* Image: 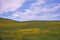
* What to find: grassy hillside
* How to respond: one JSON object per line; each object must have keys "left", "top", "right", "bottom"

{"left": 0, "top": 18, "right": 60, "bottom": 40}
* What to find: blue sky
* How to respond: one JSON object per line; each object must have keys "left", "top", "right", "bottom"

{"left": 0, "top": 0, "right": 60, "bottom": 21}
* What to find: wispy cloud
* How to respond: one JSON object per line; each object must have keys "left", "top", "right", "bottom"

{"left": 0, "top": 0, "right": 26, "bottom": 14}
{"left": 0, "top": 0, "right": 60, "bottom": 21}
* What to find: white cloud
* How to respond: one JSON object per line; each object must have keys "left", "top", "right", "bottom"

{"left": 7, "top": 0, "right": 60, "bottom": 21}
{"left": 29, "top": 0, "right": 45, "bottom": 9}
{"left": 50, "top": 4, "right": 60, "bottom": 11}
{"left": 0, "top": 0, "right": 26, "bottom": 14}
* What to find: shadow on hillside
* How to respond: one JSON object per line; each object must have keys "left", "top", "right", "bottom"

{"left": 0, "top": 37, "right": 2, "bottom": 40}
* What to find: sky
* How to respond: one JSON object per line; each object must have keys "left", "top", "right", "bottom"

{"left": 0, "top": 0, "right": 60, "bottom": 21}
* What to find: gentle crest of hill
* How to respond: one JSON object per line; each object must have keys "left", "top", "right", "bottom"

{"left": 0, "top": 18, "right": 60, "bottom": 28}
{"left": 0, "top": 18, "right": 28, "bottom": 27}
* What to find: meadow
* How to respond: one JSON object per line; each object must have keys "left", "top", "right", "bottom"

{"left": 0, "top": 18, "right": 60, "bottom": 40}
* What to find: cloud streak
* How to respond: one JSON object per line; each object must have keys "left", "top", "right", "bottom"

{"left": 0, "top": 0, "right": 60, "bottom": 21}
{"left": 0, "top": 0, "right": 26, "bottom": 14}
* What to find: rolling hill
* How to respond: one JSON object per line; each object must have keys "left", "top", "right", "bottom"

{"left": 0, "top": 18, "right": 60, "bottom": 40}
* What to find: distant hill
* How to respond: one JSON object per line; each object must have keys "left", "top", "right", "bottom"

{"left": 0, "top": 18, "right": 60, "bottom": 28}
{"left": 0, "top": 18, "right": 60, "bottom": 40}
{"left": 0, "top": 18, "right": 28, "bottom": 28}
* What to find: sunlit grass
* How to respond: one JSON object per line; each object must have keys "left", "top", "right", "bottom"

{"left": 0, "top": 18, "right": 60, "bottom": 40}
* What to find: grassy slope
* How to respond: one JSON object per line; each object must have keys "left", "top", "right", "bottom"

{"left": 0, "top": 18, "right": 60, "bottom": 40}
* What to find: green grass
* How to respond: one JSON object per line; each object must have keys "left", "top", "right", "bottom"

{"left": 0, "top": 18, "right": 60, "bottom": 40}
